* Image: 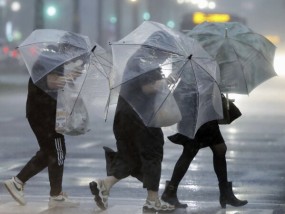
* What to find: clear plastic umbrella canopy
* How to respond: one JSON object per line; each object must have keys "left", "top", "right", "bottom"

{"left": 188, "top": 21, "right": 277, "bottom": 94}
{"left": 18, "top": 29, "right": 91, "bottom": 84}
{"left": 110, "top": 21, "right": 223, "bottom": 138}
{"left": 18, "top": 29, "right": 112, "bottom": 118}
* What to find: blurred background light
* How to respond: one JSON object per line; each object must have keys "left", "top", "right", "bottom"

{"left": 0, "top": 0, "right": 6, "bottom": 7}
{"left": 11, "top": 1, "right": 21, "bottom": 12}
{"left": 177, "top": 0, "right": 217, "bottom": 10}
{"left": 46, "top": 5, "right": 57, "bottom": 17}
{"left": 193, "top": 12, "right": 231, "bottom": 24}
{"left": 274, "top": 54, "right": 285, "bottom": 76}
{"left": 143, "top": 12, "right": 151, "bottom": 21}
{"left": 5, "top": 21, "right": 13, "bottom": 42}
{"left": 208, "top": 1, "right": 216, "bottom": 9}
{"left": 167, "top": 20, "right": 175, "bottom": 28}
{"left": 109, "top": 16, "right": 117, "bottom": 24}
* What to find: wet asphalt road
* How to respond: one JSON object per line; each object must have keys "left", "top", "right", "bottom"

{"left": 0, "top": 74, "right": 285, "bottom": 213}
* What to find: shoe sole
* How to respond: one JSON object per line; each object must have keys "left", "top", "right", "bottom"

{"left": 48, "top": 201, "right": 80, "bottom": 208}
{"left": 161, "top": 196, "right": 188, "bottom": 208}
{"left": 4, "top": 182, "right": 26, "bottom": 206}
{"left": 89, "top": 181, "right": 107, "bottom": 210}
{"left": 143, "top": 206, "right": 175, "bottom": 213}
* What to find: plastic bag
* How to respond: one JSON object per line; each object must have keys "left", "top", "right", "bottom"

{"left": 149, "top": 80, "right": 182, "bottom": 127}
{"left": 55, "top": 89, "right": 90, "bottom": 135}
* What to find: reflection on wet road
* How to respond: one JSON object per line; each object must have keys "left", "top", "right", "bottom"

{"left": 0, "top": 76, "right": 285, "bottom": 213}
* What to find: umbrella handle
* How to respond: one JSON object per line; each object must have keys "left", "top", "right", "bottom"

{"left": 91, "top": 45, "right": 97, "bottom": 53}
{"left": 104, "top": 92, "right": 111, "bottom": 122}
{"left": 226, "top": 93, "right": 230, "bottom": 110}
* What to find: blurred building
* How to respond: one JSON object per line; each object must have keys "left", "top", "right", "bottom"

{"left": 0, "top": 0, "right": 284, "bottom": 52}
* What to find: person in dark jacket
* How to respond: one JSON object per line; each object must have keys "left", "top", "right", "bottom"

{"left": 89, "top": 31, "right": 176, "bottom": 213}
{"left": 161, "top": 111, "right": 248, "bottom": 209}
{"left": 4, "top": 42, "right": 81, "bottom": 208}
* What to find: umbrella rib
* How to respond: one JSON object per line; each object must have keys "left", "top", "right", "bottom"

{"left": 47, "top": 52, "right": 93, "bottom": 72}
{"left": 231, "top": 41, "right": 277, "bottom": 94}
{"left": 110, "top": 58, "right": 186, "bottom": 90}
{"left": 147, "top": 58, "right": 190, "bottom": 126}
{"left": 150, "top": 21, "right": 188, "bottom": 54}
{"left": 18, "top": 41, "right": 86, "bottom": 50}
{"left": 67, "top": 51, "right": 111, "bottom": 115}
{"left": 188, "top": 32, "right": 221, "bottom": 38}
{"left": 230, "top": 36, "right": 275, "bottom": 65}
{"left": 229, "top": 41, "right": 251, "bottom": 94}
{"left": 191, "top": 57, "right": 221, "bottom": 84}
{"left": 33, "top": 52, "right": 93, "bottom": 84}
{"left": 112, "top": 43, "right": 184, "bottom": 57}
{"left": 90, "top": 54, "right": 112, "bottom": 80}
{"left": 188, "top": 59, "right": 199, "bottom": 131}
{"left": 96, "top": 55, "right": 113, "bottom": 69}
{"left": 90, "top": 59, "right": 109, "bottom": 79}
{"left": 92, "top": 51, "right": 113, "bottom": 69}
{"left": 186, "top": 58, "right": 221, "bottom": 132}
{"left": 68, "top": 63, "right": 90, "bottom": 116}
{"left": 110, "top": 69, "right": 156, "bottom": 91}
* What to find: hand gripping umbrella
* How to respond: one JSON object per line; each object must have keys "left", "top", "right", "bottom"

{"left": 188, "top": 21, "right": 277, "bottom": 94}
{"left": 109, "top": 21, "right": 223, "bottom": 138}
{"left": 18, "top": 29, "right": 112, "bottom": 134}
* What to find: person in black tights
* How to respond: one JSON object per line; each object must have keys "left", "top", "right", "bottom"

{"left": 161, "top": 119, "right": 248, "bottom": 209}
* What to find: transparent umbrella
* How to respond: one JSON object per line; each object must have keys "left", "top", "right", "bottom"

{"left": 18, "top": 29, "right": 112, "bottom": 134}
{"left": 109, "top": 21, "right": 223, "bottom": 138}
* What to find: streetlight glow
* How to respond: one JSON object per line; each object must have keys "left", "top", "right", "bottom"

{"left": 177, "top": 0, "right": 217, "bottom": 10}
{"left": 167, "top": 20, "right": 175, "bottom": 28}
{"left": 109, "top": 16, "right": 117, "bottom": 24}
{"left": 11, "top": 1, "right": 21, "bottom": 12}
{"left": 208, "top": 1, "right": 216, "bottom": 9}
{"left": 0, "top": 0, "right": 6, "bottom": 7}
{"left": 198, "top": 0, "right": 208, "bottom": 9}
{"left": 46, "top": 5, "right": 57, "bottom": 17}
{"left": 143, "top": 12, "right": 150, "bottom": 21}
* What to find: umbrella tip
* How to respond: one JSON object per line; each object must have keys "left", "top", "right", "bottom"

{"left": 91, "top": 45, "right": 97, "bottom": 52}
{"left": 188, "top": 54, "right": 193, "bottom": 60}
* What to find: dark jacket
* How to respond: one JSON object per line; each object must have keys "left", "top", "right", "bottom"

{"left": 26, "top": 62, "right": 63, "bottom": 122}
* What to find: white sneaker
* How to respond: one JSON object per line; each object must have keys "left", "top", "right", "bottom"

{"left": 4, "top": 177, "right": 26, "bottom": 205}
{"left": 143, "top": 198, "right": 175, "bottom": 213}
{"left": 89, "top": 179, "right": 109, "bottom": 210}
{"left": 48, "top": 192, "right": 80, "bottom": 208}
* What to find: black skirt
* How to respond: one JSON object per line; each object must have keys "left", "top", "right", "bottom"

{"left": 194, "top": 120, "right": 224, "bottom": 148}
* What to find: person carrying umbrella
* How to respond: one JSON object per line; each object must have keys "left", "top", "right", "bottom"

{"left": 4, "top": 32, "right": 87, "bottom": 208}
{"left": 89, "top": 31, "right": 176, "bottom": 213}
{"left": 160, "top": 51, "right": 248, "bottom": 209}
{"left": 161, "top": 21, "right": 277, "bottom": 209}
{"left": 161, "top": 118, "right": 248, "bottom": 209}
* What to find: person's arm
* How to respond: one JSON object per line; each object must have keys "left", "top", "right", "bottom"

{"left": 140, "top": 69, "right": 165, "bottom": 94}
{"left": 46, "top": 73, "right": 66, "bottom": 89}
{"left": 142, "top": 79, "right": 166, "bottom": 94}
{"left": 47, "top": 59, "right": 86, "bottom": 89}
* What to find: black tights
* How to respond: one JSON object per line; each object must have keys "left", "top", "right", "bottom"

{"left": 170, "top": 142, "right": 228, "bottom": 186}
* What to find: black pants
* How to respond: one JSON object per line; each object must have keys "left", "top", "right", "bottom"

{"left": 109, "top": 106, "right": 164, "bottom": 192}
{"left": 17, "top": 116, "right": 66, "bottom": 196}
